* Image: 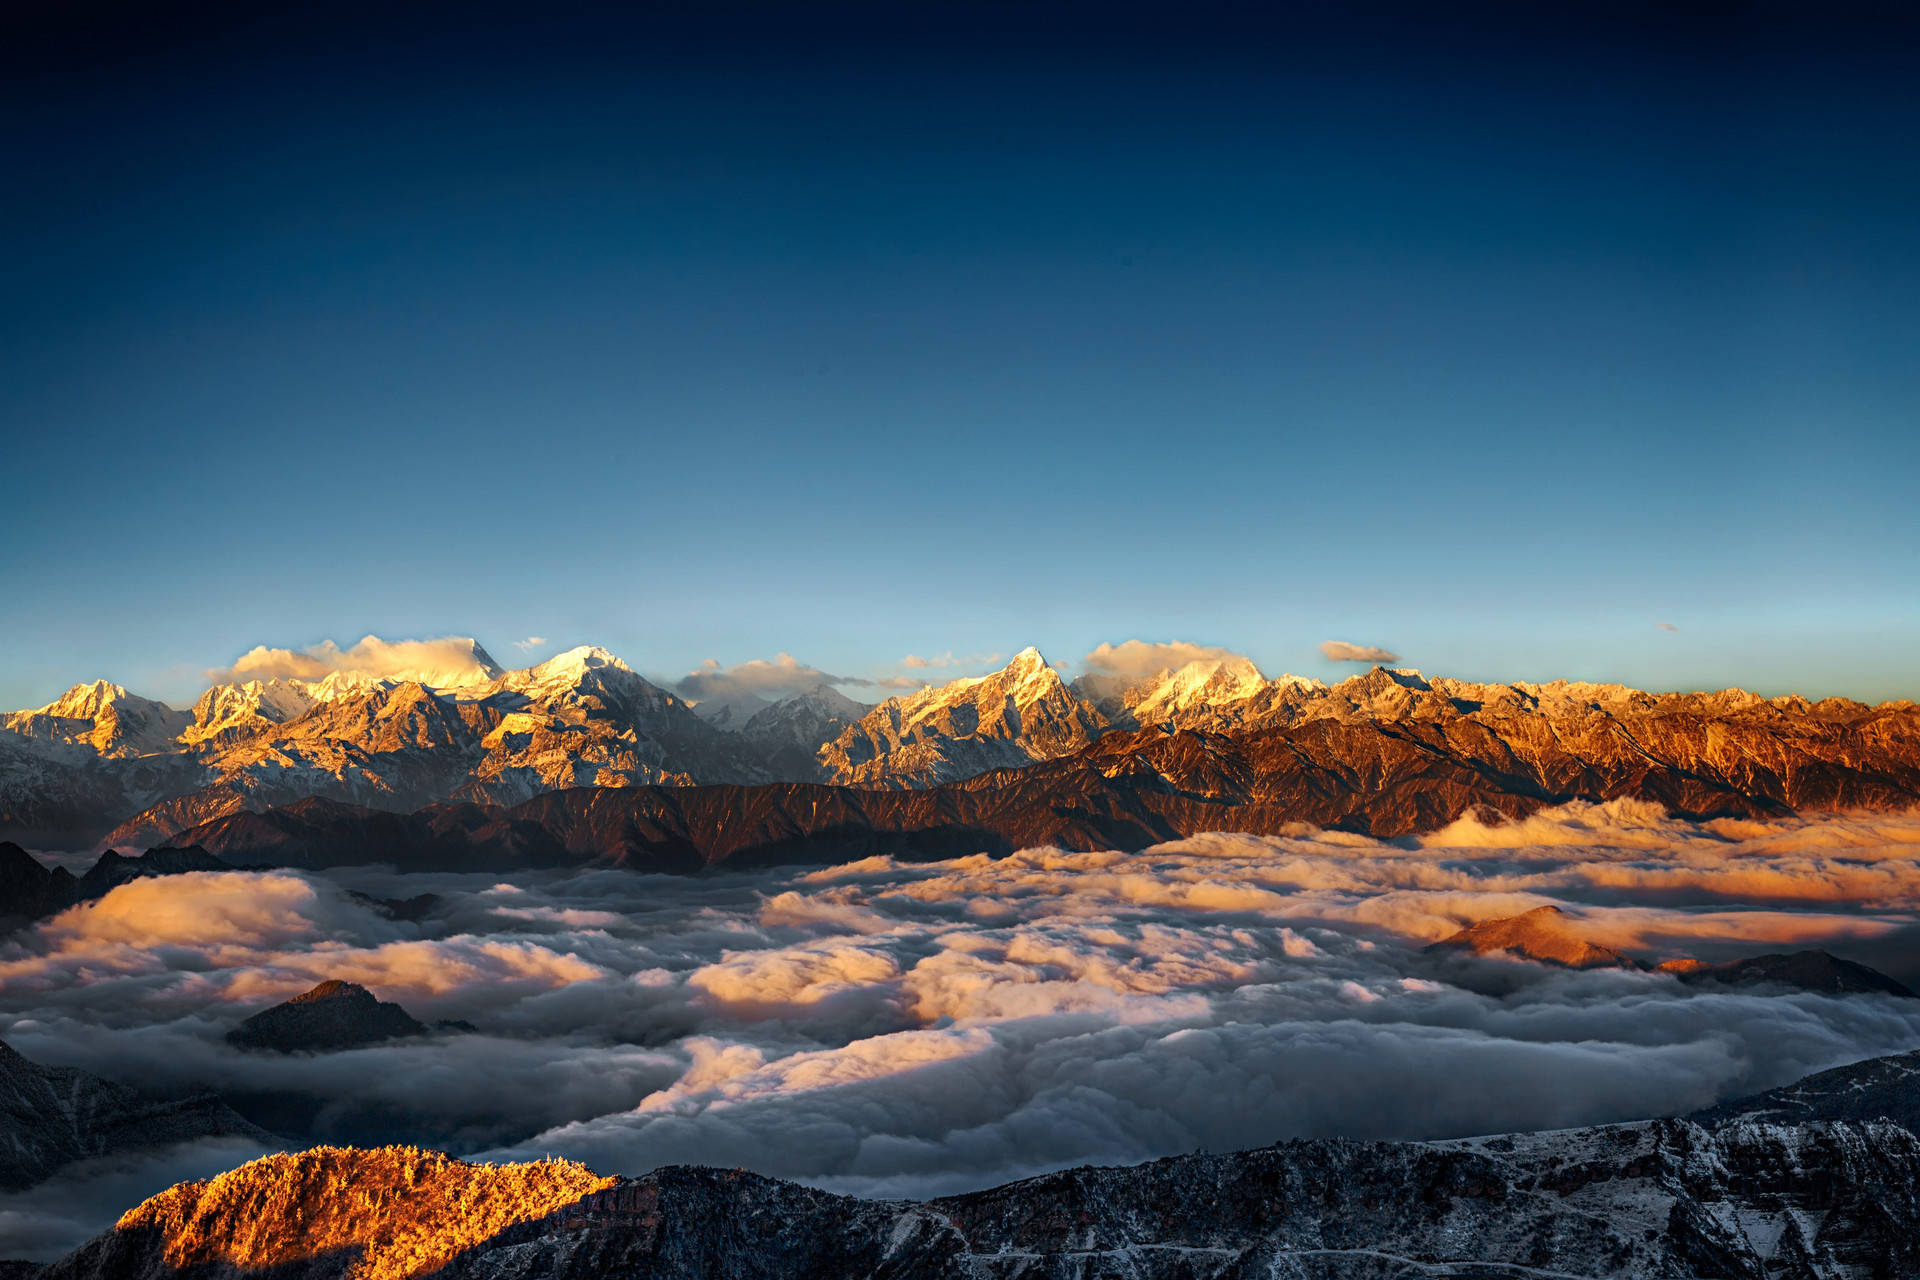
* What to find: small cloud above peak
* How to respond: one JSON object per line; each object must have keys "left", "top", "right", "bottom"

{"left": 1320, "top": 640, "right": 1401, "bottom": 664}
{"left": 209, "top": 635, "right": 502, "bottom": 688}
{"left": 1657, "top": 622, "right": 1680, "bottom": 633}
{"left": 1083, "top": 640, "right": 1248, "bottom": 682}
{"left": 513, "top": 636, "right": 549, "bottom": 653}
{"left": 900, "top": 651, "right": 1005, "bottom": 671}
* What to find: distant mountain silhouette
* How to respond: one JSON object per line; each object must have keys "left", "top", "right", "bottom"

{"left": 226, "top": 980, "right": 467, "bottom": 1054}
{"left": 1658, "top": 949, "right": 1916, "bottom": 997}
{"left": 0, "top": 1037, "right": 267, "bottom": 1191}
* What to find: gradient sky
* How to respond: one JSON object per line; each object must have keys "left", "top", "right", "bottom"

{"left": 4, "top": 2, "right": 1917, "bottom": 709}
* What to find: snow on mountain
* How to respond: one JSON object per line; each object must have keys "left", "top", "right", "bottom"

{"left": 739, "top": 683, "right": 868, "bottom": 778}
{"left": 689, "top": 692, "right": 771, "bottom": 729}
{"left": 9, "top": 634, "right": 1920, "bottom": 850}
{"left": 817, "top": 647, "right": 1105, "bottom": 788}
{"left": 1, "top": 681, "right": 190, "bottom": 758}
{"left": 1076, "top": 653, "right": 1327, "bottom": 733}
{"left": 182, "top": 678, "right": 321, "bottom": 744}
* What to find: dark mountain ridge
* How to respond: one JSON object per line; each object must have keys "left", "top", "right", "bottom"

{"left": 148, "top": 707, "right": 1920, "bottom": 876}
{"left": 37, "top": 1115, "right": 1920, "bottom": 1279}
{"left": 0, "top": 1039, "right": 269, "bottom": 1193}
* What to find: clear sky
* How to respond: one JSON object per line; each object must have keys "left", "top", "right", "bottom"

{"left": 4, "top": 2, "right": 1917, "bottom": 708}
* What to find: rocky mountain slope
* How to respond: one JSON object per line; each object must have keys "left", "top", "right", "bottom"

{"left": 156, "top": 686, "right": 1920, "bottom": 871}
{"left": 1693, "top": 1048, "right": 1920, "bottom": 1131}
{"left": 0, "top": 647, "right": 773, "bottom": 852}
{"left": 0, "top": 843, "right": 229, "bottom": 932}
{"left": 7, "top": 644, "right": 1920, "bottom": 851}
{"left": 1661, "top": 951, "right": 1919, "bottom": 997}
{"left": 38, "top": 1115, "right": 1920, "bottom": 1279}
{"left": 225, "top": 981, "right": 457, "bottom": 1054}
{"left": 0, "top": 1039, "right": 269, "bottom": 1193}
{"left": 1426, "top": 904, "right": 1636, "bottom": 969}
{"left": 817, "top": 647, "right": 1105, "bottom": 787}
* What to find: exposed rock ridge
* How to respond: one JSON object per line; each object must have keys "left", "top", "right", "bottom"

{"left": 0, "top": 1038, "right": 268, "bottom": 1193}
{"left": 39, "top": 1118, "right": 1920, "bottom": 1278}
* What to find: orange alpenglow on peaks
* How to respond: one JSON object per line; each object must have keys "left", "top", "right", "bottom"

{"left": 1426, "top": 905, "right": 1634, "bottom": 970}
{"left": 108, "top": 1146, "right": 614, "bottom": 1280}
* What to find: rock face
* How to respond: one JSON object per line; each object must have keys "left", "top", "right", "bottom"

{"left": 40, "top": 1118, "right": 1920, "bottom": 1279}
{"left": 161, "top": 691, "right": 1920, "bottom": 873}
{"left": 0, "top": 1039, "right": 268, "bottom": 1192}
{"left": 817, "top": 648, "right": 1105, "bottom": 787}
{"left": 1693, "top": 1048, "right": 1920, "bottom": 1131}
{"left": 1426, "top": 904, "right": 1636, "bottom": 969}
{"left": 226, "top": 981, "right": 439, "bottom": 1054}
{"left": 737, "top": 684, "right": 867, "bottom": 779}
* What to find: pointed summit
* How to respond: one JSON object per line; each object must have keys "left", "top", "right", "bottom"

{"left": 816, "top": 647, "right": 1103, "bottom": 788}
{"left": 226, "top": 979, "right": 437, "bottom": 1053}
{"left": 3, "top": 680, "right": 188, "bottom": 757}
{"left": 1426, "top": 905, "right": 1635, "bottom": 970}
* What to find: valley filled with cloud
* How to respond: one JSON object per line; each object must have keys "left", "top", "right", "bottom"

{"left": 6, "top": 800, "right": 1920, "bottom": 1257}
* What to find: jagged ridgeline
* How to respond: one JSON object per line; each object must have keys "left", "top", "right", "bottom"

{"left": 36, "top": 1113, "right": 1920, "bottom": 1279}
{"left": 3, "top": 641, "right": 1917, "bottom": 855}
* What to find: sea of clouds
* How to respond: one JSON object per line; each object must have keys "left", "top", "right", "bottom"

{"left": 5, "top": 798, "right": 1920, "bottom": 1257}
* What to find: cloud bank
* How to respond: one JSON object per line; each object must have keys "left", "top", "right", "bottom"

{"left": 6, "top": 803, "right": 1920, "bottom": 1257}
{"left": 209, "top": 635, "right": 499, "bottom": 687}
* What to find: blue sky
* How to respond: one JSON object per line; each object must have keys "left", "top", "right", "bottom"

{"left": 3, "top": 3, "right": 1917, "bottom": 708}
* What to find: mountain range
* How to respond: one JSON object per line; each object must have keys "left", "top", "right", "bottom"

{"left": 4, "top": 641, "right": 1918, "bottom": 852}
{"left": 34, "top": 1062, "right": 1920, "bottom": 1279}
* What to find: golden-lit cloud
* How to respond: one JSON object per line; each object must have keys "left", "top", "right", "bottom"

{"left": 208, "top": 635, "right": 500, "bottom": 687}
{"left": 1319, "top": 640, "right": 1401, "bottom": 663}
{"left": 1081, "top": 640, "right": 1248, "bottom": 681}
{"left": 900, "top": 651, "right": 1005, "bottom": 670}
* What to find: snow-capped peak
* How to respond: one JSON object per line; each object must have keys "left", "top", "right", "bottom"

{"left": 31, "top": 679, "right": 134, "bottom": 719}
{"left": 530, "top": 646, "right": 631, "bottom": 679}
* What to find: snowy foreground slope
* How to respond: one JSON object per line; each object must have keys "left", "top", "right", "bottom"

{"left": 37, "top": 1116, "right": 1920, "bottom": 1279}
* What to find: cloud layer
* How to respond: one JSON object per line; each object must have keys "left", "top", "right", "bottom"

{"left": 6, "top": 803, "right": 1920, "bottom": 1257}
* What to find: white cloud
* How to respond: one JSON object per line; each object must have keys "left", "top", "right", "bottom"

{"left": 1319, "top": 640, "right": 1401, "bottom": 664}
{"left": 513, "top": 636, "right": 549, "bottom": 652}
{"left": 1657, "top": 622, "right": 1680, "bottom": 633}
{"left": 208, "top": 635, "right": 499, "bottom": 686}
{"left": 900, "top": 651, "right": 1005, "bottom": 671}
{"left": 1082, "top": 640, "right": 1247, "bottom": 681}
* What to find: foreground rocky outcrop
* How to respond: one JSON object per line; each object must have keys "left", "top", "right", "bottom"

{"left": 37, "top": 1116, "right": 1920, "bottom": 1279}
{"left": 0, "top": 1039, "right": 268, "bottom": 1192}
